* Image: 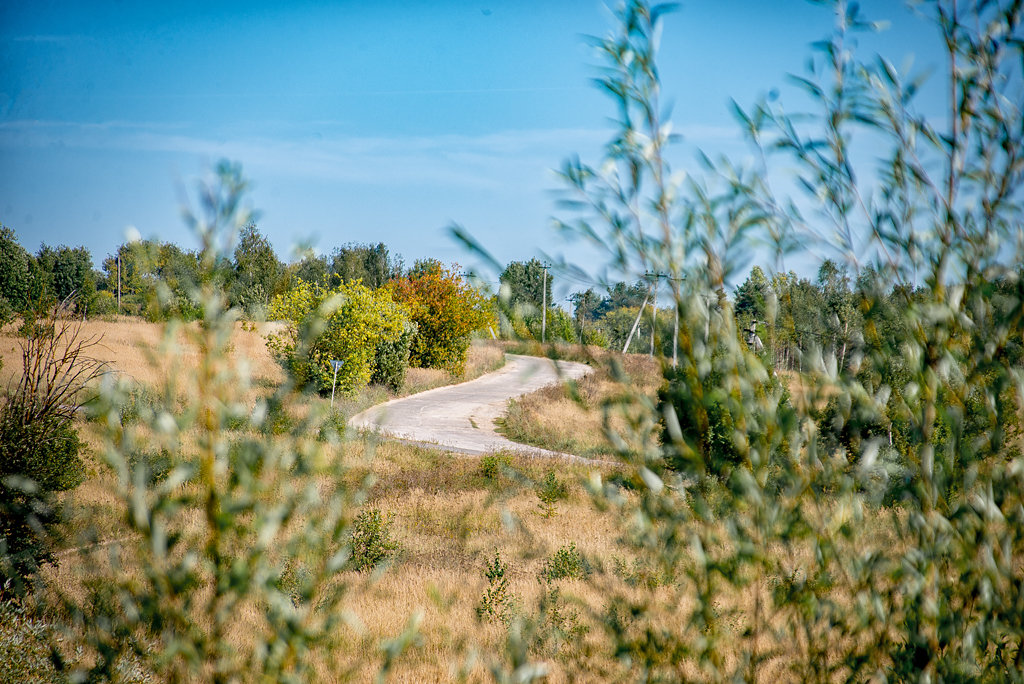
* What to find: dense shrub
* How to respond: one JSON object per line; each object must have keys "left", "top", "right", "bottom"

{"left": 538, "top": 543, "right": 591, "bottom": 582}
{"left": 371, "top": 319, "right": 416, "bottom": 391}
{"left": 389, "top": 260, "right": 494, "bottom": 374}
{"left": 580, "top": 326, "right": 609, "bottom": 348}
{"left": 0, "top": 306, "right": 101, "bottom": 597}
{"left": 659, "top": 353, "right": 793, "bottom": 480}
{"left": 348, "top": 508, "right": 400, "bottom": 573}
{"left": 267, "top": 278, "right": 412, "bottom": 393}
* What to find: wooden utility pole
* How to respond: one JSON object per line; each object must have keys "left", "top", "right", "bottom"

{"left": 117, "top": 252, "right": 121, "bottom": 313}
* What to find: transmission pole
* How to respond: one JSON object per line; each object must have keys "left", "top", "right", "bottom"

{"left": 650, "top": 276, "right": 658, "bottom": 356}
{"left": 668, "top": 275, "right": 684, "bottom": 368}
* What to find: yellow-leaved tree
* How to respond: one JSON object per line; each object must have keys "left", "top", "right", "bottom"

{"left": 267, "top": 279, "right": 413, "bottom": 393}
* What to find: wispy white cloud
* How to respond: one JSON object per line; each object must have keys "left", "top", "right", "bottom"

{"left": 0, "top": 120, "right": 614, "bottom": 193}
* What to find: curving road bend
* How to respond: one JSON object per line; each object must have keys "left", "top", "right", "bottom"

{"left": 348, "top": 354, "right": 594, "bottom": 460}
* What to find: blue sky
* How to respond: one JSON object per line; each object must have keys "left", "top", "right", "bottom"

{"left": 1, "top": 0, "right": 947, "bottom": 297}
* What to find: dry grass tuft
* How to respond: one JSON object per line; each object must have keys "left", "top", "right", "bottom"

{"left": 498, "top": 351, "right": 663, "bottom": 458}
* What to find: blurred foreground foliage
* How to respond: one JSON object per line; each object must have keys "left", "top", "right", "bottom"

{"left": 525, "top": 0, "right": 1024, "bottom": 680}
{"left": 10, "top": 163, "right": 420, "bottom": 682}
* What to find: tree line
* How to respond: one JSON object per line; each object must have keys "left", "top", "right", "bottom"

{"left": 13, "top": 219, "right": 1012, "bottom": 380}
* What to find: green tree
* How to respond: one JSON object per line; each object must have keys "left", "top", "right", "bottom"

{"left": 499, "top": 259, "right": 551, "bottom": 311}
{"left": 34, "top": 244, "right": 96, "bottom": 312}
{"left": 267, "top": 279, "right": 411, "bottom": 393}
{"left": 0, "top": 226, "right": 32, "bottom": 312}
{"left": 231, "top": 223, "right": 283, "bottom": 314}
{"left": 99, "top": 240, "right": 203, "bottom": 319}
{"left": 101, "top": 241, "right": 155, "bottom": 315}
{"left": 290, "top": 252, "right": 329, "bottom": 287}
{"left": 328, "top": 242, "right": 402, "bottom": 288}
{"left": 816, "top": 259, "right": 858, "bottom": 369}
{"left": 597, "top": 279, "right": 648, "bottom": 317}
{"left": 733, "top": 265, "right": 770, "bottom": 324}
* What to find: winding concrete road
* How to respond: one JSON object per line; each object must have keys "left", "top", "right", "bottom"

{"left": 348, "top": 354, "right": 593, "bottom": 459}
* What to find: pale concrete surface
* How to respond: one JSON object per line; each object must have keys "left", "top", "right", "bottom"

{"left": 348, "top": 354, "right": 595, "bottom": 460}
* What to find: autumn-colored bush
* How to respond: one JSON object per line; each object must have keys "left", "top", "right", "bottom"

{"left": 267, "top": 279, "right": 411, "bottom": 393}
{"left": 389, "top": 260, "right": 494, "bottom": 375}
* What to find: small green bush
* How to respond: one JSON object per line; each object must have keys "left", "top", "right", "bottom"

{"left": 580, "top": 326, "right": 609, "bottom": 347}
{"left": 0, "top": 592, "right": 63, "bottom": 682}
{"left": 258, "top": 396, "right": 294, "bottom": 436}
{"left": 277, "top": 559, "right": 313, "bottom": 607}
{"left": 1, "top": 415, "right": 85, "bottom": 595}
{"left": 539, "top": 543, "right": 591, "bottom": 583}
{"left": 90, "top": 290, "right": 117, "bottom": 317}
{"left": 533, "top": 585, "right": 589, "bottom": 658}
{"left": 611, "top": 556, "right": 671, "bottom": 589}
{"left": 477, "top": 551, "right": 517, "bottom": 625}
{"left": 126, "top": 448, "right": 174, "bottom": 487}
{"left": 316, "top": 410, "right": 347, "bottom": 443}
{"left": 348, "top": 508, "right": 400, "bottom": 573}
{"left": 479, "top": 453, "right": 512, "bottom": 480}
{"left": 117, "top": 384, "right": 160, "bottom": 426}
{"left": 535, "top": 471, "right": 568, "bottom": 518}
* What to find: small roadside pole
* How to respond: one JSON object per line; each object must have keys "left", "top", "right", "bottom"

{"left": 329, "top": 359, "right": 343, "bottom": 408}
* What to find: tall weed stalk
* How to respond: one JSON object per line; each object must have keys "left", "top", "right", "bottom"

{"left": 50, "top": 163, "right": 416, "bottom": 682}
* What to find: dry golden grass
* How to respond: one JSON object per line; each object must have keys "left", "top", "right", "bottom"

{"left": 9, "top": 321, "right": 910, "bottom": 682}
{"left": 499, "top": 351, "right": 663, "bottom": 458}
{"left": 0, "top": 316, "right": 284, "bottom": 399}
{"left": 402, "top": 339, "right": 506, "bottom": 396}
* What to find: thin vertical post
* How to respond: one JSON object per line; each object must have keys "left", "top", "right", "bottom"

{"left": 541, "top": 264, "right": 549, "bottom": 343}
{"left": 650, "top": 276, "right": 658, "bottom": 356}
{"left": 117, "top": 252, "right": 121, "bottom": 313}
{"left": 330, "top": 364, "right": 340, "bottom": 408}
{"left": 673, "top": 299, "right": 679, "bottom": 367}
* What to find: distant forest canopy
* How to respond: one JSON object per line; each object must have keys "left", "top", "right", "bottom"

{"left": 3, "top": 222, "right": 1020, "bottom": 369}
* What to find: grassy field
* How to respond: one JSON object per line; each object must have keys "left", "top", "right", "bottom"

{"left": 2, "top": 319, "right": 988, "bottom": 682}
{"left": 497, "top": 349, "right": 663, "bottom": 459}
{"left": 1, "top": 319, "right": 655, "bottom": 681}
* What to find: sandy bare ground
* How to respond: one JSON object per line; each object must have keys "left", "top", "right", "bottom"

{"left": 348, "top": 354, "right": 596, "bottom": 460}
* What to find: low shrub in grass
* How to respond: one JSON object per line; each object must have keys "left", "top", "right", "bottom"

{"left": 479, "top": 453, "right": 513, "bottom": 480}
{"left": 477, "top": 551, "right": 517, "bottom": 625}
{"left": 535, "top": 471, "right": 568, "bottom": 518}
{"left": 539, "top": 543, "right": 591, "bottom": 583}
{"left": 348, "top": 508, "right": 400, "bottom": 573}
